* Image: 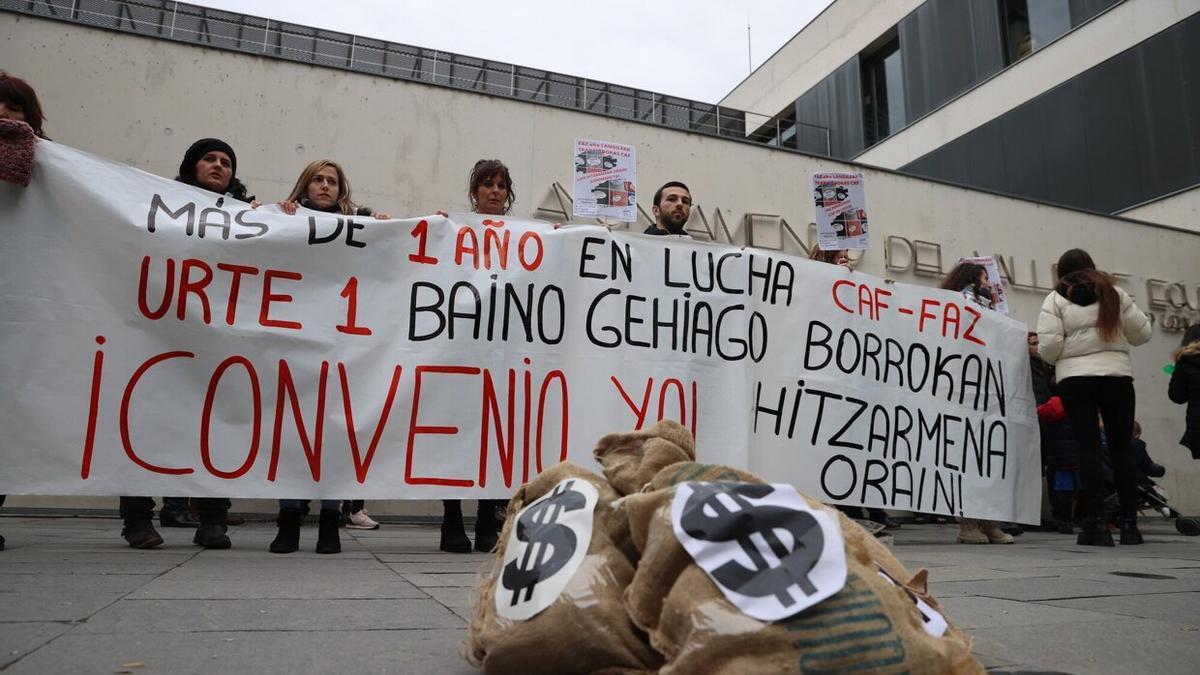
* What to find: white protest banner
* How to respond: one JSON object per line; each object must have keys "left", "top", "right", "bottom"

{"left": 957, "top": 256, "right": 1010, "bottom": 315}
{"left": 0, "top": 142, "right": 1040, "bottom": 523}
{"left": 812, "top": 172, "right": 869, "bottom": 251}
{"left": 573, "top": 138, "right": 636, "bottom": 222}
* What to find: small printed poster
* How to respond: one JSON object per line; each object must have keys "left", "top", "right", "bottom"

{"left": 573, "top": 138, "right": 636, "bottom": 222}
{"left": 958, "top": 255, "right": 1010, "bottom": 315}
{"left": 812, "top": 172, "right": 869, "bottom": 251}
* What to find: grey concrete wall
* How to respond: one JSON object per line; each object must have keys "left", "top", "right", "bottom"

{"left": 3, "top": 12, "right": 1199, "bottom": 515}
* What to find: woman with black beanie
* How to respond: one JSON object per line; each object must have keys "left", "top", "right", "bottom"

{"left": 116, "top": 138, "right": 254, "bottom": 551}
{"left": 1037, "top": 249, "right": 1152, "bottom": 546}
{"left": 175, "top": 137, "right": 255, "bottom": 203}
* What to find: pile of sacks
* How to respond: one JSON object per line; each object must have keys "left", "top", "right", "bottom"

{"left": 466, "top": 420, "right": 981, "bottom": 674}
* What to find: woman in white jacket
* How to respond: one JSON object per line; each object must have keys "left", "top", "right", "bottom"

{"left": 1037, "top": 249, "right": 1152, "bottom": 546}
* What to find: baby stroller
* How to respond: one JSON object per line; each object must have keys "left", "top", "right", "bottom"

{"left": 1101, "top": 447, "right": 1200, "bottom": 536}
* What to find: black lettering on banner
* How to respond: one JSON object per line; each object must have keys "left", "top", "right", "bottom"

{"left": 804, "top": 321, "right": 833, "bottom": 370}
{"left": 828, "top": 397, "right": 867, "bottom": 450}
{"left": 585, "top": 288, "right": 621, "bottom": 348}
{"left": 408, "top": 281, "right": 446, "bottom": 341}
{"left": 820, "top": 455, "right": 856, "bottom": 501}
{"left": 577, "top": 237, "right": 606, "bottom": 279}
{"left": 147, "top": 194, "right": 195, "bottom": 234}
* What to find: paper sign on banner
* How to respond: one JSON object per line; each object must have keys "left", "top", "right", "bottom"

{"left": 957, "top": 256, "right": 1009, "bottom": 315}
{"left": 573, "top": 138, "right": 636, "bottom": 222}
{"left": 496, "top": 478, "right": 598, "bottom": 620}
{"left": 812, "top": 172, "right": 869, "bottom": 251}
{"left": 670, "top": 482, "right": 846, "bottom": 622}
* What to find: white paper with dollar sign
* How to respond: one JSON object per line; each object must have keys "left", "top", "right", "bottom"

{"left": 495, "top": 478, "right": 599, "bottom": 620}
{"left": 671, "top": 482, "right": 846, "bottom": 622}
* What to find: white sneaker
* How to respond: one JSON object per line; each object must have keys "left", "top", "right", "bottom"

{"left": 346, "top": 509, "right": 380, "bottom": 530}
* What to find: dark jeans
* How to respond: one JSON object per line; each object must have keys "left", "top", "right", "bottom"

{"left": 342, "top": 499, "right": 365, "bottom": 515}
{"left": 120, "top": 497, "right": 230, "bottom": 522}
{"left": 1058, "top": 375, "right": 1137, "bottom": 520}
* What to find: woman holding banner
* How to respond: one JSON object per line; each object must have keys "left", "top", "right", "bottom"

{"left": 117, "top": 138, "right": 255, "bottom": 550}
{"left": 941, "top": 262, "right": 1014, "bottom": 545}
{"left": 267, "top": 160, "right": 392, "bottom": 553}
{"left": 1037, "top": 249, "right": 1152, "bottom": 546}
{"left": 437, "top": 159, "right": 515, "bottom": 553}
{"left": 0, "top": 71, "right": 51, "bottom": 551}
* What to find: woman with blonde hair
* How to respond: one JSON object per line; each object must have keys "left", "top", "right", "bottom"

{"left": 1037, "top": 249, "right": 1152, "bottom": 546}
{"left": 276, "top": 159, "right": 390, "bottom": 219}
{"left": 268, "top": 160, "right": 388, "bottom": 554}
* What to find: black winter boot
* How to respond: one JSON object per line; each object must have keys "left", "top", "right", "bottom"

{"left": 193, "top": 515, "right": 231, "bottom": 549}
{"left": 316, "top": 509, "right": 341, "bottom": 554}
{"left": 269, "top": 508, "right": 302, "bottom": 554}
{"left": 474, "top": 500, "right": 501, "bottom": 553}
{"left": 440, "top": 500, "right": 471, "bottom": 553}
{"left": 1077, "top": 517, "right": 1114, "bottom": 547}
{"left": 1120, "top": 518, "right": 1144, "bottom": 545}
{"left": 159, "top": 497, "right": 199, "bottom": 528}
{"left": 122, "top": 515, "right": 164, "bottom": 549}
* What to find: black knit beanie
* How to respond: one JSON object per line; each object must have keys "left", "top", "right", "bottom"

{"left": 179, "top": 138, "right": 237, "bottom": 181}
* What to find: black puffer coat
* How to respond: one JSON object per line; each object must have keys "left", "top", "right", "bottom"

{"left": 1169, "top": 340, "right": 1200, "bottom": 459}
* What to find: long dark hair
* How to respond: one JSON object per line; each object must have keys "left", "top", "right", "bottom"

{"left": 0, "top": 72, "right": 48, "bottom": 139}
{"left": 1056, "top": 248, "right": 1120, "bottom": 342}
{"left": 940, "top": 262, "right": 986, "bottom": 294}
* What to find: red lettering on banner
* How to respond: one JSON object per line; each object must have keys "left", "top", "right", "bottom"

{"left": 177, "top": 258, "right": 213, "bottom": 323}
{"left": 611, "top": 375, "right": 653, "bottom": 428}
{"left": 216, "top": 262, "right": 260, "bottom": 326}
{"left": 962, "top": 305, "right": 987, "bottom": 346}
{"left": 199, "top": 356, "right": 262, "bottom": 479}
{"left": 455, "top": 227, "right": 480, "bottom": 269}
{"left": 409, "top": 219, "right": 438, "bottom": 265}
{"left": 483, "top": 226, "right": 510, "bottom": 271}
{"left": 480, "top": 368, "right": 515, "bottom": 488}
{"left": 339, "top": 363, "right": 404, "bottom": 484}
{"left": 80, "top": 335, "right": 106, "bottom": 479}
{"left": 138, "top": 256, "right": 174, "bottom": 319}
{"left": 268, "top": 359, "right": 329, "bottom": 482}
{"left": 120, "top": 350, "right": 195, "bottom": 475}
{"left": 406, "top": 365, "right": 479, "bottom": 487}
{"left": 941, "top": 302, "right": 961, "bottom": 339}
{"left": 259, "top": 269, "right": 303, "bottom": 331}
{"left": 336, "top": 276, "right": 372, "bottom": 336}
{"left": 918, "top": 298, "right": 940, "bottom": 333}
{"left": 518, "top": 230, "right": 544, "bottom": 271}
{"left": 832, "top": 279, "right": 854, "bottom": 314}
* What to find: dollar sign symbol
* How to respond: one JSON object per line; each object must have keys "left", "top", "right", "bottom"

{"left": 680, "top": 483, "right": 824, "bottom": 609}
{"left": 500, "top": 479, "right": 587, "bottom": 607}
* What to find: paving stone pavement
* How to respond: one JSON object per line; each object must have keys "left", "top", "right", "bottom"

{"left": 1, "top": 516, "right": 1198, "bottom": 674}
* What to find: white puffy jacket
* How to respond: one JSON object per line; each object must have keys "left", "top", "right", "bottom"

{"left": 1036, "top": 284, "right": 1152, "bottom": 381}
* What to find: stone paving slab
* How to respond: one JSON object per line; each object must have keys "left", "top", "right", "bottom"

{"left": 131, "top": 576, "right": 428, "bottom": 600}
{"left": 73, "top": 598, "right": 465, "bottom": 634}
{"left": 400, "top": 573, "right": 482, "bottom": 588}
{"left": 1, "top": 629, "right": 476, "bottom": 675}
{"left": 968, "top": 618, "right": 1200, "bottom": 675}
{"left": 1042, "top": 591, "right": 1200, "bottom": 624}
{"left": 931, "top": 573, "right": 1200, "bottom": 602}
{"left": 937, "top": 595, "right": 1118, "bottom": 629}
{"left": 0, "top": 621, "right": 73, "bottom": 670}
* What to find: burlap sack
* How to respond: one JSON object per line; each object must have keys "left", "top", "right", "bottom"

{"left": 593, "top": 420, "right": 696, "bottom": 497}
{"left": 466, "top": 462, "right": 662, "bottom": 675}
{"left": 622, "top": 461, "right": 982, "bottom": 675}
